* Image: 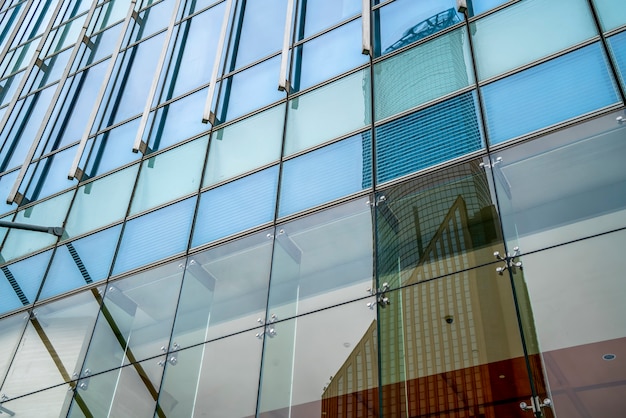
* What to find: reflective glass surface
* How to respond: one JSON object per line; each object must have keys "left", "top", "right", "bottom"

{"left": 22, "top": 146, "right": 78, "bottom": 203}
{"left": 592, "top": 0, "right": 626, "bottom": 32}
{"left": 608, "top": 30, "right": 626, "bottom": 91}
{"left": 296, "top": 0, "right": 360, "bottom": 40}
{"left": 0, "top": 250, "right": 52, "bottom": 312}
{"left": 0, "top": 312, "right": 28, "bottom": 383}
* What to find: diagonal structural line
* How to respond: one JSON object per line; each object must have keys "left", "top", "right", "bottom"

{"left": 1, "top": 265, "right": 29, "bottom": 305}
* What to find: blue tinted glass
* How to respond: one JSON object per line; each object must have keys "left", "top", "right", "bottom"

{"left": 38, "top": 225, "right": 122, "bottom": 301}
{"left": 0, "top": 250, "right": 52, "bottom": 308}
{"left": 483, "top": 43, "right": 620, "bottom": 145}
{"left": 83, "top": 118, "right": 142, "bottom": 178}
{"left": 376, "top": 91, "right": 483, "bottom": 184}
{"left": 292, "top": 19, "right": 367, "bottom": 92}
{"left": 374, "top": 0, "right": 462, "bottom": 56}
{"left": 192, "top": 166, "right": 278, "bottom": 247}
{"left": 470, "top": 0, "right": 509, "bottom": 16}
{"left": 297, "top": 0, "right": 360, "bottom": 40}
{"left": 0, "top": 273, "right": 24, "bottom": 314}
{"left": 113, "top": 197, "right": 196, "bottom": 275}
{"left": 217, "top": 56, "right": 285, "bottom": 123}
{"left": 0, "top": 170, "right": 18, "bottom": 216}
{"left": 608, "top": 31, "right": 626, "bottom": 91}
{"left": 23, "top": 146, "right": 78, "bottom": 203}
{"left": 279, "top": 135, "right": 371, "bottom": 217}
{"left": 592, "top": 0, "right": 626, "bottom": 32}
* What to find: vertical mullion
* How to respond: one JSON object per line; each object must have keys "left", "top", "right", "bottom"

{"left": 277, "top": 0, "right": 294, "bottom": 91}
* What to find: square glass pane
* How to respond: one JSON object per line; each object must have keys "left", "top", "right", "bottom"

{"left": 172, "top": 230, "right": 273, "bottom": 348}
{"left": 130, "top": 136, "right": 207, "bottom": 215}
{"left": 470, "top": 0, "right": 597, "bottom": 81}
{"left": 157, "top": 330, "right": 263, "bottom": 417}
{"left": 296, "top": 0, "right": 360, "bottom": 40}
{"left": 592, "top": 0, "right": 626, "bottom": 32}
{"left": 292, "top": 19, "right": 368, "bottom": 92}
{"left": 373, "top": 0, "right": 462, "bottom": 56}
{"left": 376, "top": 91, "right": 483, "bottom": 184}
{"left": 64, "top": 164, "right": 139, "bottom": 239}
{"left": 193, "top": 166, "right": 278, "bottom": 247}
{"left": 268, "top": 197, "right": 374, "bottom": 320}
{"left": 376, "top": 159, "right": 504, "bottom": 291}
{"left": 482, "top": 43, "right": 620, "bottom": 144}
{"left": 113, "top": 196, "right": 196, "bottom": 275}
{"left": 203, "top": 104, "right": 284, "bottom": 187}
{"left": 258, "top": 299, "right": 378, "bottom": 417}
{"left": 279, "top": 135, "right": 371, "bottom": 217}
{"left": 284, "top": 69, "right": 370, "bottom": 156}
{"left": 373, "top": 27, "right": 474, "bottom": 122}
{"left": 1, "top": 191, "right": 72, "bottom": 262}
{"left": 491, "top": 109, "right": 626, "bottom": 254}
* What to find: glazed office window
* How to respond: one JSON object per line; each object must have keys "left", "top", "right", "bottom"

{"left": 226, "top": 0, "right": 286, "bottom": 72}
{"left": 203, "top": 104, "right": 283, "bottom": 187}
{"left": 113, "top": 196, "right": 196, "bottom": 275}
{"left": 42, "top": 12, "right": 87, "bottom": 56}
{"left": 257, "top": 299, "right": 378, "bottom": 418}
{"left": 470, "top": 0, "right": 597, "bottom": 81}
{"left": 171, "top": 230, "right": 273, "bottom": 348}
{"left": 145, "top": 88, "right": 209, "bottom": 151}
{"left": 0, "top": 249, "right": 52, "bottom": 312}
{"left": 0, "top": 312, "right": 28, "bottom": 383}
{"left": 0, "top": 4, "right": 24, "bottom": 53}
{"left": 291, "top": 19, "right": 367, "bottom": 92}
{"left": 267, "top": 197, "right": 374, "bottom": 320}
{"left": 0, "top": 170, "right": 18, "bottom": 214}
{"left": 373, "top": 27, "right": 474, "bottom": 122}
{"left": 192, "top": 166, "right": 278, "bottom": 247}
{"left": 13, "top": 0, "right": 53, "bottom": 46}
{"left": 469, "top": 0, "right": 510, "bottom": 16}
{"left": 2, "top": 385, "right": 70, "bottom": 417}
{"left": 284, "top": 69, "right": 370, "bottom": 156}
{"left": 82, "top": 118, "right": 143, "bottom": 178}
{"left": 27, "top": 48, "right": 72, "bottom": 93}
{"left": 0, "top": 70, "right": 24, "bottom": 106}
{"left": 279, "top": 135, "right": 371, "bottom": 217}
{"left": 592, "top": 0, "right": 626, "bottom": 32}
{"left": 73, "top": 21, "right": 124, "bottom": 70}
{"left": 1, "top": 191, "right": 72, "bottom": 262}
{"left": 21, "top": 146, "right": 78, "bottom": 204}
{"left": 491, "top": 110, "right": 626, "bottom": 254}
{"left": 130, "top": 136, "right": 207, "bottom": 215}
{"left": 296, "top": 0, "right": 360, "bottom": 40}
{"left": 375, "top": 159, "right": 503, "bottom": 291}
{"left": 373, "top": 0, "right": 463, "bottom": 56}
{"left": 38, "top": 225, "right": 122, "bottom": 301}
{"left": 0, "top": 39, "right": 37, "bottom": 77}
{"left": 64, "top": 165, "right": 139, "bottom": 239}
{"left": 126, "top": 0, "right": 177, "bottom": 43}
{"left": 377, "top": 265, "right": 530, "bottom": 417}
{"left": 157, "top": 330, "right": 262, "bottom": 418}
{"left": 216, "top": 55, "right": 285, "bottom": 123}
{"left": 1, "top": 290, "right": 100, "bottom": 401}
{"left": 157, "top": 1, "right": 226, "bottom": 102}
{"left": 90, "top": 0, "right": 130, "bottom": 32}
{"left": 98, "top": 32, "right": 165, "bottom": 129}
{"left": 376, "top": 91, "right": 482, "bottom": 184}
{"left": 482, "top": 43, "right": 620, "bottom": 144}
{"left": 608, "top": 31, "right": 626, "bottom": 91}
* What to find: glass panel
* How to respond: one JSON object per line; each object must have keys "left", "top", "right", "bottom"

{"left": 127, "top": 0, "right": 176, "bottom": 42}
{"left": 23, "top": 146, "right": 79, "bottom": 204}
{"left": 82, "top": 118, "right": 142, "bottom": 178}
{"left": 279, "top": 135, "right": 371, "bottom": 217}
{"left": 130, "top": 136, "right": 207, "bottom": 215}
{"left": 0, "top": 250, "right": 52, "bottom": 311}
{"left": 513, "top": 229, "right": 626, "bottom": 417}
{"left": 113, "top": 197, "right": 196, "bottom": 275}
{"left": 157, "top": 329, "right": 262, "bottom": 417}
{"left": 158, "top": 2, "right": 226, "bottom": 101}
{"left": 376, "top": 91, "right": 483, "bottom": 184}
{"left": 268, "top": 197, "right": 374, "bottom": 321}
{"left": 373, "top": 0, "right": 462, "bottom": 56}
{"left": 68, "top": 356, "right": 166, "bottom": 418}
{"left": 258, "top": 299, "right": 378, "bottom": 417}
{"left": 608, "top": 30, "right": 626, "bottom": 92}
{"left": 0, "top": 70, "right": 24, "bottom": 107}
{"left": 0, "top": 383, "right": 71, "bottom": 417}
{"left": 471, "top": 0, "right": 597, "bottom": 81}
{"left": 64, "top": 164, "right": 139, "bottom": 239}
{"left": 376, "top": 159, "right": 504, "bottom": 291}
{"left": 79, "top": 260, "right": 184, "bottom": 377}
{"left": 373, "top": 27, "right": 474, "bottom": 122}
{"left": 227, "top": 0, "right": 286, "bottom": 71}
{"left": 145, "top": 88, "right": 209, "bottom": 151}
{"left": 284, "top": 69, "right": 370, "bottom": 156}
{"left": 1, "top": 191, "right": 72, "bottom": 262}
{"left": 39, "top": 225, "right": 122, "bottom": 301}
{"left": 592, "top": 0, "right": 626, "bottom": 32}
{"left": 44, "top": 13, "right": 87, "bottom": 56}
{"left": 491, "top": 109, "right": 626, "bottom": 254}
{"left": 1, "top": 290, "right": 101, "bottom": 399}
{"left": 216, "top": 55, "right": 285, "bottom": 123}
{"left": 292, "top": 19, "right": 367, "bottom": 92}
{"left": 0, "top": 169, "right": 18, "bottom": 215}
{"left": 77, "top": 21, "right": 124, "bottom": 70}
{"left": 203, "top": 104, "right": 284, "bottom": 187}
{"left": 172, "top": 230, "right": 273, "bottom": 348}
{"left": 469, "top": 0, "right": 509, "bottom": 16}
{"left": 296, "top": 0, "right": 360, "bottom": 40}
{"left": 378, "top": 265, "right": 533, "bottom": 417}
{"left": 482, "top": 43, "right": 620, "bottom": 145}
{"left": 192, "top": 166, "right": 278, "bottom": 247}
{"left": 0, "top": 312, "right": 28, "bottom": 384}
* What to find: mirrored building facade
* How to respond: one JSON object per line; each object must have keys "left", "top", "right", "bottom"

{"left": 0, "top": 0, "right": 625, "bottom": 416}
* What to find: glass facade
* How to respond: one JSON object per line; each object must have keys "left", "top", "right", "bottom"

{"left": 0, "top": 0, "right": 625, "bottom": 416}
